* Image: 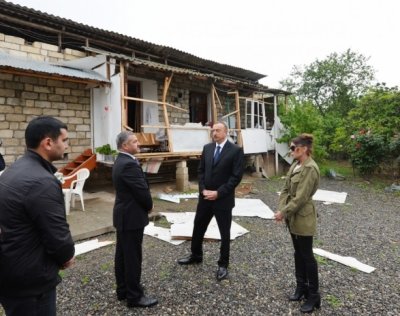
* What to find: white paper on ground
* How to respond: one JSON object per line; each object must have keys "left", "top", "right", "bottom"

{"left": 312, "top": 189, "right": 347, "bottom": 204}
{"left": 157, "top": 193, "right": 180, "bottom": 203}
{"left": 313, "top": 248, "right": 376, "bottom": 273}
{"left": 144, "top": 222, "right": 185, "bottom": 245}
{"left": 170, "top": 212, "right": 249, "bottom": 240}
{"left": 74, "top": 239, "right": 114, "bottom": 256}
{"left": 233, "top": 198, "right": 274, "bottom": 219}
{"left": 159, "top": 212, "right": 193, "bottom": 224}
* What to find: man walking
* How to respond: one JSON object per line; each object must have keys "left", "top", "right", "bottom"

{"left": 178, "top": 121, "right": 244, "bottom": 280}
{"left": 0, "top": 116, "right": 75, "bottom": 316}
{"left": 112, "top": 131, "right": 158, "bottom": 308}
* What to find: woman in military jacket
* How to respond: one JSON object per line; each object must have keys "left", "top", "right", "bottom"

{"left": 274, "top": 134, "right": 321, "bottom": 314}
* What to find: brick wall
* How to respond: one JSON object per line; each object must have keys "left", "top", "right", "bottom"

{"left": 0, "top": 32, "right": 86, "bottom": 62}
{"left": 0, "top": 73, "right": 91, "bottom": 168}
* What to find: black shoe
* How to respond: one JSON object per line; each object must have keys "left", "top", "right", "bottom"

{"left": 127, "top": 296, "right": 158, "bottom": 308}
{"left": 177, "top": 254, "right": 202, "bottom": 265}
{"left": 289, "top": 287, "right": 308, "bottom": 301}
{"left": 300, "top": 293, "right": 321, "bottom": 313}
{"left": 117, "top": 294, "right": 126, "bottom": 301}
{"left": 216, "top": 266, "right": 228, "bottom": 281}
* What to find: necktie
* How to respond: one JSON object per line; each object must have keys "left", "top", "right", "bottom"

{"left": 214, "top": 145, "right": 221, "bottom": 164}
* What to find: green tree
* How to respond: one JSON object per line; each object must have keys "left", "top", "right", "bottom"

{"left": 347, "top": 84, "right": 400, "bottom": 140}
{"left": 280, "top": 49, "right": 375, "bottom": 116}
{"left": 279, "top": 98, "right": 326, "bottom": 161}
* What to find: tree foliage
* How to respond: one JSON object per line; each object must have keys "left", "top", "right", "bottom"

{"left": 280, "top": 49, "right": 375, "bottom": 116}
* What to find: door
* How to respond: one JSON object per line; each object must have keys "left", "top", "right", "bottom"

{"left": 189, "top": 92, "right": 208, "bottom": 125}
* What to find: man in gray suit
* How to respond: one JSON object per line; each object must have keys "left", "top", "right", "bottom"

{"left": 112, "top": 131, "right": 157, "bottom": 308}
{"left": 178, "top": 121, "right": 244, "bottom": 280}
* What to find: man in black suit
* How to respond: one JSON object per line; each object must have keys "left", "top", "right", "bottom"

{"left": 178, "top": 121, "right": 244, "bottom": 280}
{"left": 112, "top": 131, "right": 158, "bottom": 308}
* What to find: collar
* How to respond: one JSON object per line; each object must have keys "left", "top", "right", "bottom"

{"left": 26, "top": 149, "right": 57, "bottom": 174}
{"left": 215, "top": 138, "right": 228, "bottom": 151}
{"left": 119, "top": 151, "right": 137, "bottom": 161}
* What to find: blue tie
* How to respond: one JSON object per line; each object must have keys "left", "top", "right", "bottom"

{"left": 214, "top": 145, "right": 221, "bottom": 165}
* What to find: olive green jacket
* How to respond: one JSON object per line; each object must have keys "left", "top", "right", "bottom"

{"left": 278, "top": 156, "right": 320, "bottom": 236}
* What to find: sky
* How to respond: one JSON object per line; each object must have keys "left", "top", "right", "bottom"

{"left": 7, "top": 0, "right": 400, "bottom": 88}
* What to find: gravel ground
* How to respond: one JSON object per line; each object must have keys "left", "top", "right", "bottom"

{"left": 46, "top": 176, "right": 400, "bottom": 315}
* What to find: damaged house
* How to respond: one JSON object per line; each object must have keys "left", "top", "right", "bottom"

{"left": 0, "top": 0, "right": 291, "bottom": 189}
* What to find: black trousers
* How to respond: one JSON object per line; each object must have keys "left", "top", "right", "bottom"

{"left": 191, "top": 203, "right": 232, "bottom": 268}
{"left": 115, "top": 229, "right": 144, "bottom": 301}
{"left": 290, "top": 233, "right": 319, "bottom": 293}
{"left": 0, "top": 287, "right": 56, "bottom": 316}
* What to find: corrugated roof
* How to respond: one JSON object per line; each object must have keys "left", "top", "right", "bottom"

{"left": 0, "top": 0, "right": 265, "bottom": 82}
{"left": 0, "top": 50, "right": 109, "bottom": 83}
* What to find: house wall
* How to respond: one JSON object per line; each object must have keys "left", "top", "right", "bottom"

{"left": 0, "top": 34, "right": 92, "bottom": 168}
{"left": 0, "top": 32, "right": 86, "bottom": 62}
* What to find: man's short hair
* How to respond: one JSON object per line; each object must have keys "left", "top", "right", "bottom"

{"left": 25, "top": 116, "right": 67, "bottom": 149}
{"left": 116, "top": 131, "right": 134, "bottom": 150}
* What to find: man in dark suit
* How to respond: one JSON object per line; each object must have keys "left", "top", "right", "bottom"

{"left": 178, "top": 121, "right": 244, "bottom": 280}
{"left": 112, "top": 131, "right": 158, "bottom": 308}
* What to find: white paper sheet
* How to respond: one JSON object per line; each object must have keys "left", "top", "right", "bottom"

{"left": 313, "top": 248, "right": 376, "bottom": 273}
{"left": 74, "top": 239, "right": 114, "bottom": 256}
{"left": 312, "top": 189, "right": 347, "bottom": 204}
{"left": 144, "top": 222, "right": 185, "bottom": 245}
{"left": 233, "top": 198, "right": 274, "bottom": 219}
{"left": 170, "top": 213, "right": 249, "bottom": 240}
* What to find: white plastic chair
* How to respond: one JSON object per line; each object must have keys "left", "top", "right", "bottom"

{"left": 62, "top": 168, "right": 90, "bottom": 214}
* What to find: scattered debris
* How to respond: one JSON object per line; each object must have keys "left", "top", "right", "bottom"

{"left": 144, "top": 222, "right": 185, "bottom": 245}
{"left": 326, "top": 169, "right": 346, "bottom": 181}
{"left": 233, "top": 198, "right": 274, "bottom": 219}
{"left": 313, "top": 189, "right": 347, "bottom": 204}
{"left": 313, "top": 248, "right": 375, "bottom": 273}
{"left": 157, "top": 192, "right": 198, "bottom": 203}
{"left": 384, "top": 183, "right": 400, "bottom": 193}
{"left": 74, "top": 239, "right": 114, "bottom": 256}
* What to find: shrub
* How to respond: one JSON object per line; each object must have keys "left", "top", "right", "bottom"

{"left": 349, "top": 131, "right": 386, "bottom": 177}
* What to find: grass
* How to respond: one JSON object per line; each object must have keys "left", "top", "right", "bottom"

{"left": 325, "top": 294, "right": 342, "bottom": 308}
{"left": 81, "top": 275, "right": 90, "bottom": 285}
{"left": 315, "top": 255, "right": 328, "bottom": 265}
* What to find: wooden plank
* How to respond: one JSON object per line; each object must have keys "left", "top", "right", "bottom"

{"left": 211, "top": 84, "right": 217, "bottom": 123}
{"left": 162, "top": 75, "right": 173, "bottom": 152}
{"left": 120, "top": 62, "right": 127, "bottom": 130}
{"left": 122, "top": 96, "right": 188, "bottom": 112}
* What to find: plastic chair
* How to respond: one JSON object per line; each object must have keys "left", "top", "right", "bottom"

{"left": 62, "top": 168, "right": 90, "bottom": 214}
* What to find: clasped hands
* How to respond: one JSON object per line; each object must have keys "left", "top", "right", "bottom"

{"left": 202, "top": 189, "right": 218, "bottom": 200}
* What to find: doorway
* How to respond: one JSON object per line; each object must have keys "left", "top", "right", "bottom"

{"left": 127, "top": 81, "right": 141, "bottom": 132}
{"left": 189, "top": 92, "right": 208, "bottom": 125}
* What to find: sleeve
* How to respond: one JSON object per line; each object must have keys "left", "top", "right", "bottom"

{"left": 26, "top": 180, "right": 75, "bottom": 266}
{"left": 278, "top": 173, "right": 290, "bottom": 211}
{"left": 216, "top": 147, "right": 244, "bottom": 199}
{"left": 198, "top": 145, "right": 206, "bottom": 194}
{"left": 0, "top": 154, "right": 5, "bottom": 171}
{"left": 280, "top": 166, "right": 319, "bottom": 217}
{"left": 122, "top": 162, "right": 153, "bottom": 212}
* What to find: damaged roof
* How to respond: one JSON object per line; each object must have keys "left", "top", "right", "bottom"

{"left": 0, "top": 51, "right": 109, "bottom": 83}
{"left": 0, "top": 0, "right": 266, "bottom": 83}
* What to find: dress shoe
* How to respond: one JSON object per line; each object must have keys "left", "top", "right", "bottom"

{"left": 289, "top": 286, "right": 308, "bottom": 301}
{"left": 117, "top": 293, "right": 126, "bottom": 301}
{"left": 300, "top": 293, "right": 321, "bottom": 313}
{"left": 127, "top": 296, "right": 158, "bottom": 308}
{"left": 216, "top": 266, "right": 228, "bottom": 281}
{"left": 177, "top": 255, "right": 202, "bottom": 265}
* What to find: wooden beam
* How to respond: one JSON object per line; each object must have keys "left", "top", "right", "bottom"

{"left": 211, "top": 84, "right": 217, "bottom": 123}
{"left": 221, "top": 110, "right": 239, "bottom": 119}
{"left": 234, "top": 90, "right": 242, "bottom": 147}
{"left": 213, "top": 86, "right": 223, "bottom": 110}
{"left": 122, "top": 96, "right": 188, "bottom": 112}
{"left": 162, "top": 75, "right": 173, "bottom": 152}
{"left": 120, "top": 62, "right": 127, "bottom": 130}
